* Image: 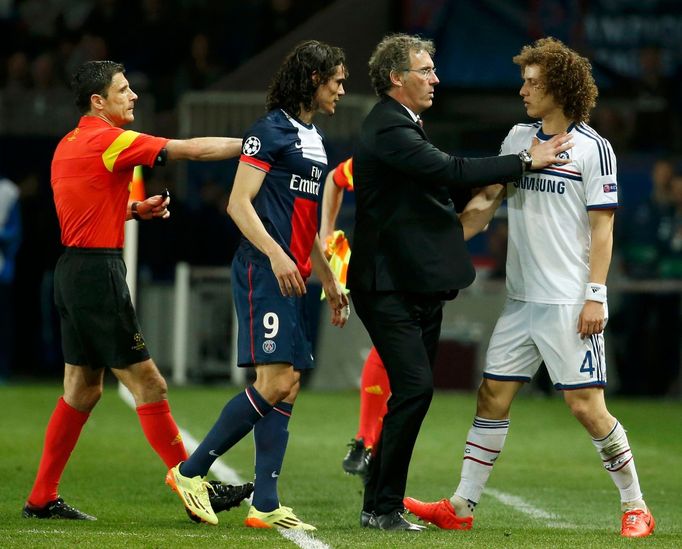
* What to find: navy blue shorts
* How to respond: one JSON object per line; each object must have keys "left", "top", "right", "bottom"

{"left": 232, "top": 251, "right": 314, "bottom": 370}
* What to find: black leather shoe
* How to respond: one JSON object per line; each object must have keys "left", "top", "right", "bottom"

{"left": 343, "top": 438, "right": 372, "bottom": 478}
{"left": 360, "top": 510, "right": 374, "bottom": 527}
{"left": 373, "top": 509, "right": 425, "bottom": 531}
{"left": 23, "top": 498, "right": 96, "bottom": 520}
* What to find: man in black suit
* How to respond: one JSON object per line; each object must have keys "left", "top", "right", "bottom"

{"left": 347, "top": 33, "right": 572, "bottom": 531}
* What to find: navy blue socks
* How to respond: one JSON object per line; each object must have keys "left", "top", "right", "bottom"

{"left": 180, "top": 386, "right": 272, "bottom": 478}
{"left": 252, "top": 402, "right": 293, "bottom": 512}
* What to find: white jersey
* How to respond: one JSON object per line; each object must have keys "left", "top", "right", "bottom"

{"left": 500, "top": 122, "right": 618, "bottom": 304}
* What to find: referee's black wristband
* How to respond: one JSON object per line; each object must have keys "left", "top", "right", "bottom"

{"left": 131, "top": 201, "right": 142, "bottom": 221}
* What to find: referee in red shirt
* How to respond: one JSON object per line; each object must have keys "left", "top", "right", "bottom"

{"left": 23, "top": 60, "right": 250, "bottom": 520}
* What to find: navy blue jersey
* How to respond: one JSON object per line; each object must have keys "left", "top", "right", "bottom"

{"left": 238, "top": 109, "right": 328, "bottom": 279}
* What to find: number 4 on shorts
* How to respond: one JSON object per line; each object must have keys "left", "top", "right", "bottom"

{"left": 580, "top": 350, "right": 594, "bottom": 377}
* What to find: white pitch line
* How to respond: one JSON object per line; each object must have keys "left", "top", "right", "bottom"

{"left": 484, "top": 487, "right": 576, "bottom": 528}
{"left": 279, "top": 529, "right": 333, "bottom": 549}
{"left": 117, "top": 384, "right": 331, "bottom": 549}
{"left": 17, "top": 528, "right": 238, "bottom": 540}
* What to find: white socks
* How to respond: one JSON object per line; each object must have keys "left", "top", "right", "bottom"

{"left": 591, "top": 420, "right": 645, "bottom": 507}
{"left": 453, "top": 416, "right": 509, "bottom": 509}
{"left": 451, "top": 417, "right": 645, "bottom": 515}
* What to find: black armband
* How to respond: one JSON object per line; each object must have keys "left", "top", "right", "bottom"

{"left": 154, "top": 148, "right": 168, "bottom": 166}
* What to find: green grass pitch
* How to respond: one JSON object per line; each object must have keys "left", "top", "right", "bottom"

{"left": 1, "top": 383, "right": 680, "bottom": 548}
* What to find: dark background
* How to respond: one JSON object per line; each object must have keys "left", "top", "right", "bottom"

{"left": 0, "top": 0, "right": 680, "bottom": 395}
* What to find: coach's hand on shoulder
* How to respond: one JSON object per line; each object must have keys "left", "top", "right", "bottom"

{"left": 528, "top": 134, "right": 573, "bottom": 170}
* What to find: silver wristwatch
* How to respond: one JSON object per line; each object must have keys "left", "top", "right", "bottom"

{"left": 518, "top": 149, "right": 532, "bottom": 172}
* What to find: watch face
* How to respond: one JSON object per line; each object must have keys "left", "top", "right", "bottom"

{"left": 519, "top": 151, "right": 532, "bottom": 170}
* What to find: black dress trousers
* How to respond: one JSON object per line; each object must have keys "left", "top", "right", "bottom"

{"left": 351, "top": 289, "right": 445, "bottom": 516}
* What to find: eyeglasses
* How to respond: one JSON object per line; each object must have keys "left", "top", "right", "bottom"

{"left": 403, "top": 67, "right": 437, "bottom": 78}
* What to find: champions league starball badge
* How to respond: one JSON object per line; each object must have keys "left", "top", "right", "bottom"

{"left": 243, "top": 136, "right": 261, "bottom": 156}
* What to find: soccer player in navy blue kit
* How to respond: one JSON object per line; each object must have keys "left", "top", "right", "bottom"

{"left": 167, "top": 41, "right": 350, "bottom": 529}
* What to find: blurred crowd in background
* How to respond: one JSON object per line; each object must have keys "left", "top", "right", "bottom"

{"left": 0, "top": 0, "right": 680, "bottom": 396}
{"left": 0, "top": 0, "right": 328, "bottom": 124}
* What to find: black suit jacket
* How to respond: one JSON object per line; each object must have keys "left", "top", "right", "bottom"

{"left": 347, "top": 96, "right": 523, "bottom": 294}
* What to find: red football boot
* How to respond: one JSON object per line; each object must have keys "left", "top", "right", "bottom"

{"left": 403, "top": 497, "right": 473, "bottom": 530}
{"left": 621, "top": 508, "right": 655, "bottom": 538}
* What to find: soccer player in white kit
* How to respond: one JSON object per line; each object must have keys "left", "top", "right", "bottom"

{"left": 404, "top": 37, "right": 655, "bottom": 538}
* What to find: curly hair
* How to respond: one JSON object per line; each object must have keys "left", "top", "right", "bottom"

{"left": 513, "top": 37, "right": 597, "bottom": 123}
{"left": 72, "top": 60, "right": 125, "bottom": 114}
{"left": 368, "top": 33, "right": 435, "bottom": 97}
{"left": 266, "top": 40, "right": 347, "bottom": 117}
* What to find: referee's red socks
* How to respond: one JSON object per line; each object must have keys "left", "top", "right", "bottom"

{"left": 137, "top": 400, "right": 188, "bottom": 468}
{"left": 27, "top": 397, "right": 89, "bottom": 507}
{"left": 356, "top": 347, "right": 390, "bottom": 450}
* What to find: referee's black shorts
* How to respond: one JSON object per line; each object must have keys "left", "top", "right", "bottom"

{"left": 54, "top": 247, "right": 150, "bottom": 369}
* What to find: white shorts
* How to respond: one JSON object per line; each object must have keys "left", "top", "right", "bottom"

{"left": 484, "top": 299, "right": 607, "bottom": 390}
